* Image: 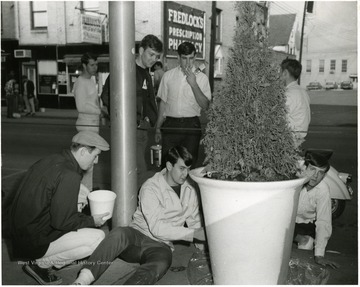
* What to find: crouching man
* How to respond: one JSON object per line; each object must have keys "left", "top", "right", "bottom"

{"left": 10, "top": 131, "right": 111, "bottom": 284}
{"left": 73, "top": 146, "right": 206, "bottom": 285}
{"left": 294, "top": 151, "right": 339, "bottom": 269}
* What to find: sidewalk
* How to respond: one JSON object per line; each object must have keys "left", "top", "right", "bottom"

{"left": 1, "top": 105, "right": 358, "bottom": 285}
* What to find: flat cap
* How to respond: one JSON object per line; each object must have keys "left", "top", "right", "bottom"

{"left": 72, "top": 131, "right": 110, "bottom": 151}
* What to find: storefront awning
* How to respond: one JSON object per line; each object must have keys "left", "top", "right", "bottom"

{"left": 63, "top": 54, "right": 109, "bottom": 64}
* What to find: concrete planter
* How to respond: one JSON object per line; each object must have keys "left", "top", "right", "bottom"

{"left": 190, "top": 167, "right": 307, "bottom": 285}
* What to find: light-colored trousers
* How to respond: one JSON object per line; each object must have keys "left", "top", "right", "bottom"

{"left": 36, "top": 228, "right": 105, "bottom": 269}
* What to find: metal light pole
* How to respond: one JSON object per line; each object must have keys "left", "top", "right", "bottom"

{"left": 298, "top": 1, "right": 308, "bottom": 85}
{"left": 109, "top": 2, "right": 137, "bottom": 227}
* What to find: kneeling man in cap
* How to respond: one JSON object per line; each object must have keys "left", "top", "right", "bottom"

{"left": 10, "top": 131, "right": 110, "bottom": 285}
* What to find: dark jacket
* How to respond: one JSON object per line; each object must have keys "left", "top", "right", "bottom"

{"left": 100, "top": 64, "right": 158, "bottom": 126}
{"left": 24, "top": 79, "right": 35, "bottom": 98}
{"left": 10, "top": 150, "right": 95, "bottom": 259}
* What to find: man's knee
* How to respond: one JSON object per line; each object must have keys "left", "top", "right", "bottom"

{"left": 84, "top": 228, "right": 106, "bottom": 251}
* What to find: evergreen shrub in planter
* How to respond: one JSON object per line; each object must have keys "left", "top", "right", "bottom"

{"left": 190, "top": 2, "right": 307, "bottom": 284}
{"left": 202, "top": 1, "right": 300, "bottom": 181}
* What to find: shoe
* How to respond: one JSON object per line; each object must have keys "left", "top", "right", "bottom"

{"left": 25, "top": 112, "right": 31, "bottom": 116}
{"left": 23, "top": 263, "right": 62, "bottom": 285}
{"left": 31, "top": 112, "right": 36, "bottom": 117}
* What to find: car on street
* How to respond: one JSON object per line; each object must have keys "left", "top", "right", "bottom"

{"left": 306, "top": 81, "right": 322, "bottom": 90}
{"left": 325, "top": 81, "right": 337, "bottom": 90}
{"left": 340, "top": 81, "right": 353, "bottom": 90}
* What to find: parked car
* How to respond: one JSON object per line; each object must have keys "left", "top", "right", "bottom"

{"left": 306, "top": 82, "right": 322, "bottom": 90}
{"left": 340, "top": 81, "right": 353, "bottom": 90}
{"left": 325, "top": 81, "right": 337, "bottom": 90}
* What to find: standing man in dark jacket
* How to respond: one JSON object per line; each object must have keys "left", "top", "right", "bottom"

{"left": 10, "top": 131, "right": 110, "bottom": 285}
{"left": 101, "top": 34, "right": 163, "bottom": 184}
{"left": 22, "top": 75, "right": 37, "bottom": 116}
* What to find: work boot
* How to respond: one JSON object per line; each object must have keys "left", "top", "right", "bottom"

{"left": 23, "top": 263, "right": 62, "bottom": 285}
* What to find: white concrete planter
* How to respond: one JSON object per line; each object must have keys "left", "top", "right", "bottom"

{"left": 190, "top": 167, "right": 307, "bottom": 285}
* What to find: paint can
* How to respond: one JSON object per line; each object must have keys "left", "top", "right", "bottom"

{"left": 150, "top": 144, "right": 162, "bottom": 167}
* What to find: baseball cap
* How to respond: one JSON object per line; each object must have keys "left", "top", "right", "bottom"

{"left": 72, "top": 131, "right": 110, "bottom": 151}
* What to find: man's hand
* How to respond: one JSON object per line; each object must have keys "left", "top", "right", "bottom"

{"left": 183, "top": 67, "right": 198, "bottom": 88}
{"left": 155, "top": 129, "right": 162, "bottom": 143}
{"left": 193, "top": 227, "right": 206, "bottom": 242}
{"left": 93, "top": 212, "right": 110, "bottom": 227}
{"left": 315, "top": 256, "right": 340, "bottom": 269}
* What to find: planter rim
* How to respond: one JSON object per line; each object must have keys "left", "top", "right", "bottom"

{"left": 190, "top": 166, "right": 307, "bottom": 189}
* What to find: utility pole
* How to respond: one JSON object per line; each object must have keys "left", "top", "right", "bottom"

{"left": 209, "top": 1, "right": 217, "bottom": 92}
{"left": 298, "top": 1, "right": 308, "bottom": 85}
{"left": 109, "top": 2, "right": 138, "bottom": 227}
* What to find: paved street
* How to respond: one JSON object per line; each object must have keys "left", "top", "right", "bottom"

{"left": 1, "top": 89, "right": 358, "bottom": 284}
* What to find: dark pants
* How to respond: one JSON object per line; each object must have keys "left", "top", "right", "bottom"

{"left": 85, "top": 227, "right": 172, "bottom": 285}
{"left": 6, "top": 96, "right": 16, "bottom": 118}
{"left": 294, "top": 222, "right": 316, "bottom": 239}
{"left": 161, "top": 116, "right": 202, "bottom": 168}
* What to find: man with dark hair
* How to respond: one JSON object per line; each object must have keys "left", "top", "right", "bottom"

{"left": 10, "top": 131, "right": 110, "bottom": 285}
{"left": 294, "top": 151, "right": 339, "bottom": 269}
{"left": 280, "top": 58, "right": 311, "bottom": 148}
{"left": 73, "top": 146, "right": 206, "bottom": 285}
{"left": 155, "top": 42, "right": 211, "bottom": 168}
{"left": 101, "top": 34, "right": 163, "bottom": 184}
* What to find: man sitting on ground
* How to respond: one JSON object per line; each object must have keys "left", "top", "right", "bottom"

{"left": 73, "top": 146, "right": 206, "bottom": 285}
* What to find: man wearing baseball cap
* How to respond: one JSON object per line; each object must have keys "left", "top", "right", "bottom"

{"left": 10, "top": 131, "right": 110, "bottom": 285}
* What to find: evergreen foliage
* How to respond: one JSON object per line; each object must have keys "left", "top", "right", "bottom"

{"left": 202, "top": 2, "right": 300, "bottom": 181}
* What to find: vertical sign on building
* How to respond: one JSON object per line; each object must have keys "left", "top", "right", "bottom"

{"left": 81, "top": 14, "right": 102, "bottom": 44}
{"left": 164, "top": 2, "right": 205, "bottom": 59}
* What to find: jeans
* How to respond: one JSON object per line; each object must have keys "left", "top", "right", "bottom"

{"left": 36, "top": 228, "right": 105, "bottom": 269}
{"left": 84, "top": 227, "right": 172, "bottom": 285}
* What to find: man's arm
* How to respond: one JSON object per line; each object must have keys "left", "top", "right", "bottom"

{"left": 154, "top": 100, "right": 166, "bottom": 143}
{"left": 314, "top": 184, "right": 339, "bottom": 269}
{"left": 50, "top": 172, "right": 96, "bottom": 230}
{"left": 183, "top": 68, "right": 210, "bottom": 110}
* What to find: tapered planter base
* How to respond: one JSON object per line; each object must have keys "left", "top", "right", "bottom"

{"left": 190, "top": 167, "right": 307, "bottom": 285}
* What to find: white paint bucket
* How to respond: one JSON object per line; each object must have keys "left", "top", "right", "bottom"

{"left": 88, "top": 190, "right": 117, "bottom": 220}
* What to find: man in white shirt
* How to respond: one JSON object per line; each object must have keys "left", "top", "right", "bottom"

{"left": 155, "top": 42, "right": 211, "bottom": 168}
{"left": 73, "top": 146, "right": 206, "bottom": 285}
{"left": 280, "top": 59, "right": 311, "bottom": 148}
{"left": 294, "top": 151, "right": 339, "bottom": 269}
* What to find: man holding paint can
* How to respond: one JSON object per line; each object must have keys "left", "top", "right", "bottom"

{"left": 10, "top": 131, "right": 110, "bottom": 285}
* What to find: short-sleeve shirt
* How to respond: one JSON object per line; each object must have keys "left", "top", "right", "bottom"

{"left": 157, "top": 66, "right": 211, "bottom": 118}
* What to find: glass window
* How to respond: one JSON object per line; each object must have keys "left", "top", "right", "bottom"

{"left": 330, "top": 60, "right": 336, "bottom": 70}
{"left": 342, "top": 60, "right": 347, "bottom": 72}
{"left": 215, "top": 9, "right": 222, "bottom": 43}
{"left": 306, "top": 60, "right": 311, "bottom": 72}
{"left": 319, "top": 59, "right": 324, "bottom": 73}
{"left": 31, "top": 1, "right": 48, "bottom": 29}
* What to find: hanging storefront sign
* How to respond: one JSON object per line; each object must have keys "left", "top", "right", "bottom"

{"left": 164, "top": 2, "right": 205, "bottom": 59}
{"left": 81, "top": 14, "right": 102, "bottom": 44}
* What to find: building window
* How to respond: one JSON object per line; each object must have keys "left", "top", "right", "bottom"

{"left": 31, "top": 1, "right": 48, "bottom": 29}
{"left": 319, "top": 59, "right": 324, "bottom": 73}
{"left": 306, "top": 60, "right": 311, "bottom": 72}
{"left": 342, "top": 60, "right": 347, "bottom": 72}
{"left": 330, "top": 60, "right": 336, "bottom": 71}
{"left": 215, "top": 9, "right": 222, "bottom": 43}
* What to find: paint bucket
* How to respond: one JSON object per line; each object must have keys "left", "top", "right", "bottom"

{"left": 88, "top": 190, "right": 117, "bottom": 220}
{"left": 150, "top": 144, "right": 162, "bottom": 167}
